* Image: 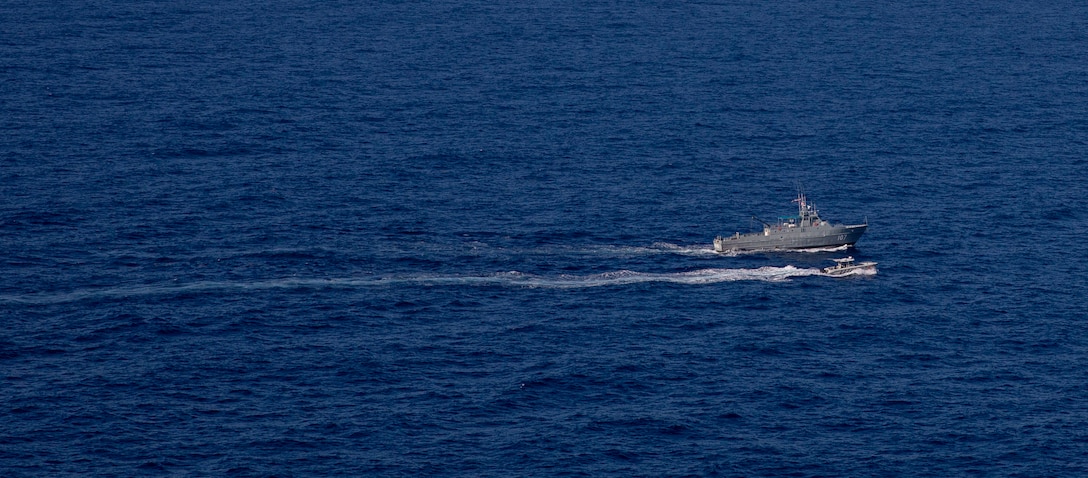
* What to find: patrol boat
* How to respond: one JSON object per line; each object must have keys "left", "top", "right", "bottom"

{"left": 713, "top": 193, "right": 867, "bottom": 252}
{"left": 821, "top": 256, "right": 877, "bottom": 276}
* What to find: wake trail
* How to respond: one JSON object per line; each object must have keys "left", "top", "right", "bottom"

{"left": 1, "top": 267, "right": 826, "bottom": 304}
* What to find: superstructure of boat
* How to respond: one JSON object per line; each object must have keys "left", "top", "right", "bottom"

{"left": 713, "top": 193, "right": 867, "bottom": 252}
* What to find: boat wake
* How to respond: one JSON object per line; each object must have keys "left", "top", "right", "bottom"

{"left": 523, "top": 242, "right": 720, "bottom": 257}
{"left": 716, "top": 244, "right": 854, "bottom": 256}
{"left": 434, "top": 241, "right": 847, "bottom": 259}
{"left": 788, "top": 244, "right": 853, "bottom": 253}
{"left": 549, "top": 242, "right": 851, "bottom": 258}
{"left": 416, "top": 266, "right": 822, "bottom": 288}
{"left": 2, "top": 267, "right": 825, "bottom": 304}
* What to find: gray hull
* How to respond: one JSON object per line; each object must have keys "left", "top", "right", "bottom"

{"left": 714, "top": 224, "right": 867, "bottom": 252}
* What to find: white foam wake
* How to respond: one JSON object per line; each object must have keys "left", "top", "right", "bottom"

{"left": 524, "top": 243, "right": 720, "bottom": 257}
{"left": 475, "top": 266, "right": 822, "bottom": 288}
{"left": 398, "top": 265, "right": 818, "bottom": 287}
{"left": 715, "top": 244, "right": 854, "bottom": 256}
{"left": 1, "top": 267, "right": 826, "bottom": 304}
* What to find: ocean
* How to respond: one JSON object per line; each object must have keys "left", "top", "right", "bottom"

{"left": 3, "top": 0, "right": 1088, "bottom": 475}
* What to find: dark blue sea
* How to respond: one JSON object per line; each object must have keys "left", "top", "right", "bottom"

{"left": 4, "top": 1, "right": 1088, "bottom": 476}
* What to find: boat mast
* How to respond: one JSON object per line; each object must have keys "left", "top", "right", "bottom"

{"left": 794, "top": 190, "right": 809, "bottom": 227}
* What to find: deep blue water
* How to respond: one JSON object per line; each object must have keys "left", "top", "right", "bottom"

{"left": 4, "top": 1, "right": 1088, "bottom": 475}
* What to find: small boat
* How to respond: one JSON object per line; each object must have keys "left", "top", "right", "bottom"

{"left": 821, "top": 256, "right": 877, "bottom": 276}
{"left": 714, "top": 192, "right": 867, "bottom": 252}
